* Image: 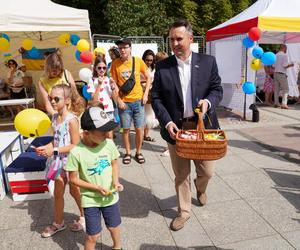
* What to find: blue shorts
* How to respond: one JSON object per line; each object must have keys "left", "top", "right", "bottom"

{"left": 118, "top": 100, "right": 145, "bottom": 129}
{"left": 84, "top": 202, "right": 121, "bottom": 236}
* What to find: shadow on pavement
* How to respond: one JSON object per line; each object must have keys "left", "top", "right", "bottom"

{"left": 264, "top": 167, "right": 300, "bottom": 219}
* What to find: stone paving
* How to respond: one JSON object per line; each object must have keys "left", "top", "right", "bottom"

{"left": 0, "top": 104, "right": 299, "bottom": 249}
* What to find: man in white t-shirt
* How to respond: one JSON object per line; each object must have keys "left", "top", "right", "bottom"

{"left": 274, "top": 44, "right": 294, "bottom": 109}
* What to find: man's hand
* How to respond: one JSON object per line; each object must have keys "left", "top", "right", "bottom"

{"left": 197, "top": 99, "right": 209, "bottom": 115}
{"left": 118, "top": 100, "right": 126, "bottom": 110}
{"left": 166, "top": 122, "right": 179, "bottom": 140}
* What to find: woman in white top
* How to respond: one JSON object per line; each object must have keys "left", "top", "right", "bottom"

{"left": 141, "top": 49, "right": 159, "bottom": 142}
{"left": 89, "top": 56, "right": 118, "bottom": 139}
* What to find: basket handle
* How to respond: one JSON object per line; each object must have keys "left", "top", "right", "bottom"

{"left": 195, "top": 105, "right": 205, "bottom": 132}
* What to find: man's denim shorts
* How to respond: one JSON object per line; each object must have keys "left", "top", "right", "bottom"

{"left": 118, "top": 100, "right": 145, "bottom": 129}
{"left": 84, "top": 202, "right": 121, "bottom": 236}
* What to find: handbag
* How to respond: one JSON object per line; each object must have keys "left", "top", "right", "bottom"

{"left": 46, "top": 120, "right": 67, "bottom": 181}
{"left": 119, "top": 57, "right": 135, "bottom": 96}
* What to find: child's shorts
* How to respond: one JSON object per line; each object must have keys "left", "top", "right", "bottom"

{"left": 84, "top": 202, "right": 121, "bottom": 236}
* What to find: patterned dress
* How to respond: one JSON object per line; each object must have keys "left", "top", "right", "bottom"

{"left": 263, "top": 66, "right": 275, "bottom": 93}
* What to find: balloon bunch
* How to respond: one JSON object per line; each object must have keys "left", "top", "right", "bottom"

{"left": 241, "top": 27, "right": 276, "bottom": 95}
{"left": 0, "top": 33, "right": 10, "bottom": 51}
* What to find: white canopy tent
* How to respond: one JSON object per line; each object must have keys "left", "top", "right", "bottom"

{"left": 0, "top": 0, "right": 91, "bottom": 105}
{"left": 206, "top": 0, "right": 300, "bottom": 111}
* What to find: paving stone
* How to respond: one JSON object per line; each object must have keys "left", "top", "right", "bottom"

{"left": 247, "top": 192, "right": 300, "bottom": 233}
{"left": 282, "top": 230, "right": 300, "bottom": 249}
{"left": 218, "top": 234, "right": 294, "bottom": 249}
{"left": 222, "top": 171, "right": 280, "bottom": 199}
{"left": 215, "top": 154, "right": 258, "bottom": 176}
{"left": 193, "top": 200, "right": 276, "bottom": 245}
{"left": 0, "top": 228, "right": 33, "bottom": 250}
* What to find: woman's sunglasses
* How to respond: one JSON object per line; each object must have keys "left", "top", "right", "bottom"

{"left": 97, "top": 66, "right": 106, "bottom": 71}
{"left": 48, "top": 96, "right": 62, "bottom": 103}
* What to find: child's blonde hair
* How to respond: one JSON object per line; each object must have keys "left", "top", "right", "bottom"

{"left": 52, "top": 84, "right": 85, "bottom": 116}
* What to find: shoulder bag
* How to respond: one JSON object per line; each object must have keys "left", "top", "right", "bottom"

{"left": 119, "top": 57, "right": 135, "bottom": 96}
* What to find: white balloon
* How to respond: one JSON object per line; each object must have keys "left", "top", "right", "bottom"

{"left": 79, "top": 68, "right": 92, "bottom": 83}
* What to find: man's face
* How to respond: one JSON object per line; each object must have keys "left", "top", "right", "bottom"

{"left": 118, "top": 43, "right": 131, "bottom": 60}
{"left": 169, "top": 26, "right": 193, "bottom": 59}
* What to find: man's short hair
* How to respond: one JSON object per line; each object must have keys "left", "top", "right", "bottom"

{"left": 169, "top": 19, "right": 193, "bottom": 35}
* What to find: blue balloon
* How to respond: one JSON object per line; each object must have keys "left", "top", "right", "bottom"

{"left": 70, "top": 34, "right": 80, "bottom": 46}
{"left": 82, "top": 85, "right": 92, "bottom": 100}
{"left": 252, "top": 46, "right": 264, "bottom": 59}
{"left": 242, "top": 81, "right": 256, "bottom": 94}
{"left": 75, "top": 50, "right": 82, "bottom": 62}
{"left": 261, "top": 52, "right": 276, "bottom": 66}
{"left": 242, "top": 37, "right": 254, "bottom": 48}
{"left": 28, "top": 47, "right": 40, "bottom": 59}
{"left": 2, "top": 33, "right": 10, "bottom": 41}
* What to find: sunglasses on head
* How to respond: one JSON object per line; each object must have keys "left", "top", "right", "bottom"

{"left": 97, "top": 66, "right": 107, "bottom": 70}
{"left": 48, "top": 96, "right": 62, "bottom": 103}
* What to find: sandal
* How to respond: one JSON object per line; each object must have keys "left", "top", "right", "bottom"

{"left": 143, "top": 136, "right": 156, "bottom": 142}
{"left": 41, "top": 222, "right": 66, "bottom": 238}
{"left": 70, "top": 216, "right": 85, "bottom": 232}
{"left": 135, "top": 153, "right": 145, "bottom": 164}
{"left": 122, "top": 154, "right": 131, "bottom": 164}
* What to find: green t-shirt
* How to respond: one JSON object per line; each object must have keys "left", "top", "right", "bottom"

{"left": 65, "top": 139, "right": 120, "bottom": 208}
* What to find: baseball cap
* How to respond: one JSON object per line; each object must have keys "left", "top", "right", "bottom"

{"left": 115, "top": 38, "right": 131, "bottom": 47}
{"left": 81, "top": 107, "right": 118, "bottom": 132}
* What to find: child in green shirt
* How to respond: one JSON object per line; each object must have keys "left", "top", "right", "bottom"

{"left": 65, "top": 106, "right": 123, "bottom": 250}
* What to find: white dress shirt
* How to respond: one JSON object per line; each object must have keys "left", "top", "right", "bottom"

{"left": 175, "top": 54, "right": 194, "bottom": 118}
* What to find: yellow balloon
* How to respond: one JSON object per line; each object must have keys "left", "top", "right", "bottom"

{"left": 14, "top": 109, "right": 51, "bottom": 137}
{"left": 250, "top": 58, "right": 263, "bottom": 71}
{"left": 0, "top": 38, "right": 10, "bottom": 51}
{"left": 58, "top": 33, "right": 70, "bottom": 45}
{"left": 77, "top": 39, "right": 90, "bottom": 52}
{"left": 93, "top": 47, "right": 106, "bottom": 57}
{"left": 22, "top": 39, "right": 33, "bottom": 50}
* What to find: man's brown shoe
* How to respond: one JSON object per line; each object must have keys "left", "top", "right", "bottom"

{"left": 170, "top": 216, "right": 190, "bottom": 231}
{"left": 194, "top": 179, "right": 207, "bottom": 206}
{"left": 281, "top": 105, "right": 289, "bottom": 109}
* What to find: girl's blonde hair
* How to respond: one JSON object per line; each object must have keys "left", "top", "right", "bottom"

{"left": 44, "top": 52, "right": 64, "bottom": 78}
{"left": 52, "top": 84, "right": 85, "bottom": 116}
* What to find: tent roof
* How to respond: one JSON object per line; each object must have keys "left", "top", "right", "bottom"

{"left": 206, "top": 0, "right": 300, "bottom": 42}
{"left": 0, "top": 0, "right": 90, "bottom": 32}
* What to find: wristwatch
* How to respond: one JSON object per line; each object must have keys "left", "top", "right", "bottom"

{"left": 53, "top": 147, "right": 59, "bottom": 156}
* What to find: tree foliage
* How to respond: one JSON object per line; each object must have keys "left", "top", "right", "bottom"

{"left": 51, "top": 0, "right": 257, "bottom": 36}
{"left": 105, "top": 0, "right": 173, "bottom": 37}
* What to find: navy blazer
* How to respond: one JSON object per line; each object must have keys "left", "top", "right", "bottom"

{"left": 151, "top": 52, "right": 223, "bottom": 145}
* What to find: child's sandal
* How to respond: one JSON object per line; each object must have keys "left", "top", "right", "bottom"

{"left": 41, "top": 222, "right": 66, "bottom": 238}
{"left": 70, "top": 216, "right": 85, "bottom": 232}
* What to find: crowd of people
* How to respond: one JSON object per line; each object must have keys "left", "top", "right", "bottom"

{"left": 3, "top": 18, "right": 300, "bottom": 250}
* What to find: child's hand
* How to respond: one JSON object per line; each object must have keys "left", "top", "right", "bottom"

{"left": 114, "top": 182, "right": 124, "bottom": 192}
{"left": 97, "top": 186, "right": 109, "bottom": 196}
{"left": 35, "top": 145, "right": 53, "bottom": 158}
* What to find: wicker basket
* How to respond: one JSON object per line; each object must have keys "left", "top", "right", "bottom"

{"left": 175, "top": 112, "right": 227, "bottom": 161}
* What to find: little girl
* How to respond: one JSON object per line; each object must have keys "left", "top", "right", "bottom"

{"left": 88, "top": 56, "right": 118, "bottom": 139}
{"left": 35, "top": 84, "right": 85, "bottom": 237}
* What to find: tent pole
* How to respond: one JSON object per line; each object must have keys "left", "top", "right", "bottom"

{"left": 243, "top": 48, "right": 248, "bottom": 121}
{"left": 243, "top": 47, "right": 248, "bottom": 120}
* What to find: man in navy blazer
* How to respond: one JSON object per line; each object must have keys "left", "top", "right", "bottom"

{"left": 152, "top": 19, "right": 223, "bottom": 231}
